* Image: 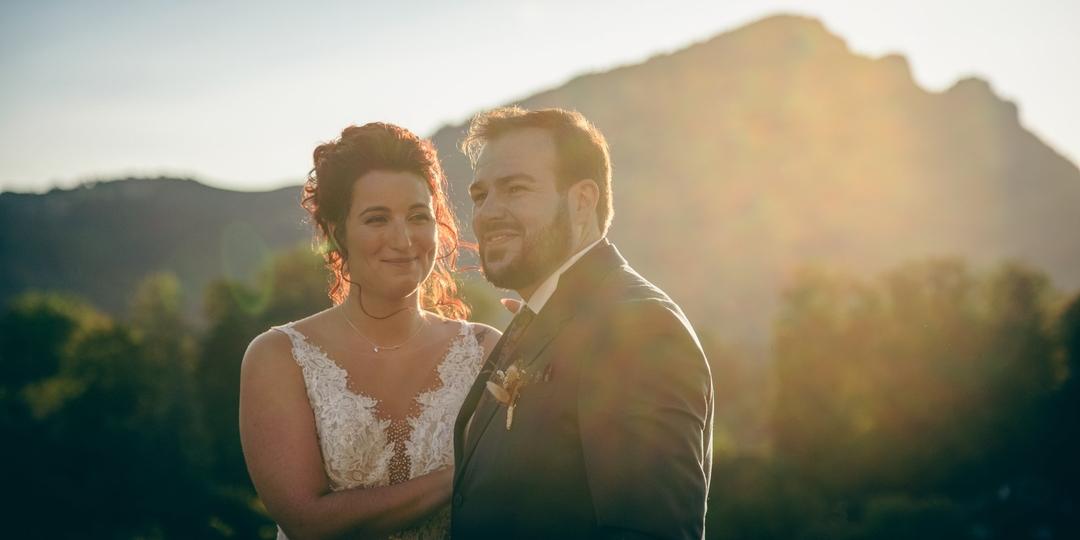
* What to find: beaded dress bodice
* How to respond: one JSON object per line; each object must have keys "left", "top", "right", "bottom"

{"left": 272, "top": 321, "right": 485, "bottom": 540}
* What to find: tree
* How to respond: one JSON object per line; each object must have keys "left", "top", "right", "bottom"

{"left": 1041, "top": 291, "right": 1080, "bottom": 534}
{"left": 2, "top": 290, "right": 229, "bottom": 538}
{"left": 770, "top": 259, "right": 1062, "bottom": 537}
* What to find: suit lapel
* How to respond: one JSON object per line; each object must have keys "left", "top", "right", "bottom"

{"left": 457, "top": 303, "right": 573, "bottom": 474}
{"left": 454, "top": 334, "right": 511, "bottom": 475}
{"left": 454, "top": 240, "right": 628, "bottom": 485}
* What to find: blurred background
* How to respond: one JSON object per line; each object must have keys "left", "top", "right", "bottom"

{"left": 2, "top": 1, "right": 1079, "bottom": 538}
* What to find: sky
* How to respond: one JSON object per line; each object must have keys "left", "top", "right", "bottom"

{"left": 2, "top": 0, "right": 1078, "bottom": 193}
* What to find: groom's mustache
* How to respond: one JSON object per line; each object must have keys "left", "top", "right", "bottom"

{"left": 476, "top": 219, "right": 524, "bottom": 242}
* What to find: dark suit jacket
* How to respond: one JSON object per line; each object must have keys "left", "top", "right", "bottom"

{"left": 452, "top": 240, "right": 714, "bottom": 539}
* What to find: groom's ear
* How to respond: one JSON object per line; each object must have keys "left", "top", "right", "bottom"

{"left": 568, "top": 178, "right": 600, "bottom": 224}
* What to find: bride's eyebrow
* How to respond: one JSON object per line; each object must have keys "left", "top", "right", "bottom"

{"left": 358, "top": 206, "right": 390, "bottom": 216}
{"left": 358, "top": 202, "right": 432, "bottom": 216}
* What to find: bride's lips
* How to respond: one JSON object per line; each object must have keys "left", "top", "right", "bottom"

{"left": 381, "top": 256, "right": 419, "bottom": 266}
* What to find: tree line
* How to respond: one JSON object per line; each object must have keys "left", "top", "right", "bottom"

{"left": 2, "top": 249, "right": 1077, "bottom": 539}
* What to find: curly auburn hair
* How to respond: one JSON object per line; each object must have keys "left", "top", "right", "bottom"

{"left": 302, "top": 122, "right": 468, "bottom": 319}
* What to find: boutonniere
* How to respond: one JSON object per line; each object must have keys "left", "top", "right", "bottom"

{"left": 486, "top": 363, "right": 529, "bottom": 430}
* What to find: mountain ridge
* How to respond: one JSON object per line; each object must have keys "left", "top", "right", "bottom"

{"left": 4, "top": 14, "right": 1078, "bottom": 348}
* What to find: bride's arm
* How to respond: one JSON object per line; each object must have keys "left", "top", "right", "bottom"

{"left": 239, "top": 330, "right": 451, "bottom": 540}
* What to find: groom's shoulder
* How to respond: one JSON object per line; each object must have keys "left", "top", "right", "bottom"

{"left": 603, "top": 264, "right": 685, "bottom": 317}
{"left": 580, "top": 267, "right": 712, "bottom": 403}
{"left": 588, "top": 262, "right": 701, "bottom": 349}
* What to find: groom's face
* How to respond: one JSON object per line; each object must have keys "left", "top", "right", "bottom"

{"left": 469, "top": 128, "right": 573, "bottom": 294}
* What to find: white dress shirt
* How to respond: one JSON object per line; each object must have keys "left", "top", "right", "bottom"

{"left": 525, "top": 237, "right": 604, "bottom": 314}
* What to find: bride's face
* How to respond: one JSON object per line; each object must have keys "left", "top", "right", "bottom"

{"left": 339, "top": 170, "right": 438, "bottom": 301}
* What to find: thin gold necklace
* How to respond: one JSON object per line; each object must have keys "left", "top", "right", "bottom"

{"left": 341, "top": 309, "right": 426, "bottom": 353}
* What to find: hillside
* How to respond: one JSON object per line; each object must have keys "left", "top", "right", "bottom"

{"left": 0, "top": 178, "right": 308, "bottom": 316}
{"left": 4, "top": 14, "right": 1079, "bottom": 347}
{"left": 429, "top": 15, "right": 1080, "bottom": 344}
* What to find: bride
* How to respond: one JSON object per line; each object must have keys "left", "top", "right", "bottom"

{"left": 239, "top": 123, "right": 498, "bottom": 539}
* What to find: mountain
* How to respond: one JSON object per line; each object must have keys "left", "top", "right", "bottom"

{"left": 430, "top": 14, "right": 1080, "bottom": 345}
{"left": 0, "top": 177, "right": 309, "bottom": 316}
{"left": 3, "top": 14, "right": 1079, "bottom": 347}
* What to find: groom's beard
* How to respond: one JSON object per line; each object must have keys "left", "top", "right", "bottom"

{"left": 480, "top": 199, "right": 573, "bottom": 292}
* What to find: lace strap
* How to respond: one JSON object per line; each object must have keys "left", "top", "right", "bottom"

{"left": 271, "top": 323, "right": 318, "bottom": 370}
{"left": 462, "top": 321, "right": 490, "bottom": 354}
{"left": 271, "top": 322, "right": 303, "bottom": 344}
{"left": 459, "top": 320, "right": 474, "bottom": 340}
{"left": 465, "top": 322, "right": 485, "bottom": 358}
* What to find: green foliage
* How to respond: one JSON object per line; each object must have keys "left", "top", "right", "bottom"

{"left": 766, "top": 258, "right": 1075, "bottom": 538}
{"left": 3, "top": 252, "right": 1079, "bottom": 538}
{"left": 0, "top": 293, "right": 109, "bottom": 390}
{"left": 1044, "top": 293, "right": 1080, "bottom": 506}
{"left": 195, "top": 248, "right": 333, "bottom": 537}
{"left": 457, "top": 271, "right": 506, "bottom": 328}
{"left": 0, "top": 248, "right": 334, "bottom": 539}
{"left": 1, "top": 292, "right": 221, "bottom": 538}
{"left": 256, "top": 247, "right": 331, "bottom": 326}
{"left": 1062, "top": 294, "right": 1080, "bottom": 376}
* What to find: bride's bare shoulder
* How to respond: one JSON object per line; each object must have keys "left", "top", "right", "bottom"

{"left": 465, "top": 321, "right": 501, "bottom": 357}
{"left": 287, "top": 306, "right": 340, "bottom": 339}
{"left": 243, "top": 325, "right": 298, "bottom": 368}
{"left": 467, "top": 320, "right": 501, "bottom": 339}
{"left": 242, "top": 306, "right": 336, "bottom": 378}
{"left": 427, "top": 312, "right": 500, "bottom": 338}
{"left": 421, "top": 312, "right": 501, "bottom": 353}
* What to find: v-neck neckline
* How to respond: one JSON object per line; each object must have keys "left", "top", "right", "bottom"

{"left": 286, "top": 321, "right": 471, "bottom": 427}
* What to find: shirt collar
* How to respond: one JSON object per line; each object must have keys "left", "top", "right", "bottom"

{"left": 524, "top": 237, "right": 604, "bottom": 314}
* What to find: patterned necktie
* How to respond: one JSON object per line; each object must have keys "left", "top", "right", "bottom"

{"left": 493, "top": 306, "right": 536, "bottom": 369}
{"left": 465, "top": 306, "right": 537, "bottom": 439}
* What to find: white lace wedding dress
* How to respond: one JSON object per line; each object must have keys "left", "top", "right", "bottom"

{"left": 272, "top": 321, "right": 486, "bottom": 540}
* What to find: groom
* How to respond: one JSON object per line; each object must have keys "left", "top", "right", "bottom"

{"left": 452, "top": 107, "right": 714, "bottom": 539}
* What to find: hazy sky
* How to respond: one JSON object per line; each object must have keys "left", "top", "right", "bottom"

{"left": 2, "top": 0, "right": 1078, "bottom": 192}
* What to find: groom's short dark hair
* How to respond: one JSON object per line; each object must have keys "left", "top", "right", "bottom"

{"left": 462, "top": 106, "right": 614, "bottom": 234}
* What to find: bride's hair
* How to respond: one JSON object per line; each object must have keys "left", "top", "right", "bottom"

{"left": 302, "top": 122, "right": 468, "bottom": 319}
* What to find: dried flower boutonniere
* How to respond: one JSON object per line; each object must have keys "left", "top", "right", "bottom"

{"left": 486, "top": 363, "right": 528, "bottom": 430}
